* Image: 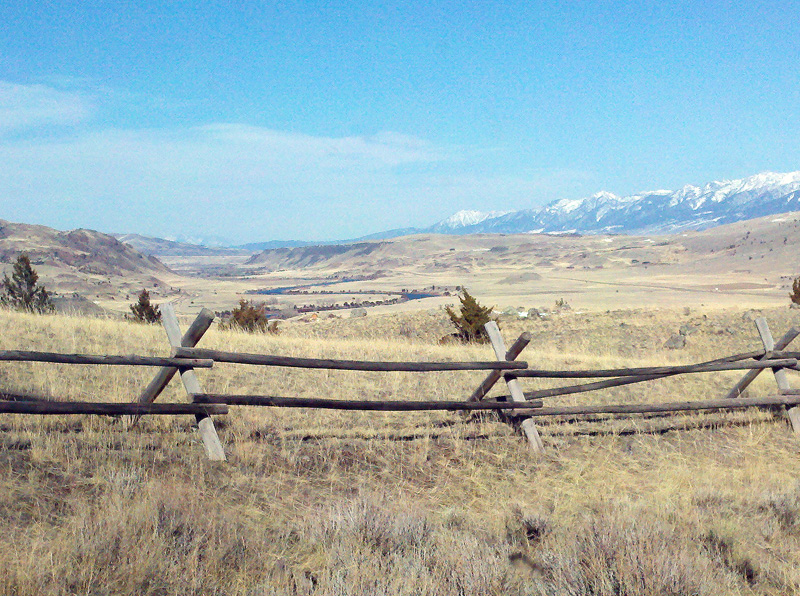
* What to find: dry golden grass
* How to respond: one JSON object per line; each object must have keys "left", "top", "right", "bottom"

{"left": 1, "top": 305, "right": 800, "bottom": 595}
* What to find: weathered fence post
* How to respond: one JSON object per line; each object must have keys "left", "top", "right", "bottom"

{"left": 140, "top": 304, "right": 226, "bottom": 461}
{"left": 468, "top": 332, "right": 530, "bottom": 402}
{"left": 753, "top": 318, "right": 800, "bottom": 434}
{"left": 724, "top": 323, "right": 799, "bottom": 400}
{"left": 137, "top": 308, "right": 216, "bottom": 406}
{"left": 484, "top": 322, "right": 544, "bottom": 452}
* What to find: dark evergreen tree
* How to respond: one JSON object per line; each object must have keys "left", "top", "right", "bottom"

{"left": 129, "top": 289, "right": 162, "bottom": 323}
{"left": 1, "top": 254, "right": 54, "bottom": 313}
{"left": 444, "top": 289, "right": 496, "bottom": 343}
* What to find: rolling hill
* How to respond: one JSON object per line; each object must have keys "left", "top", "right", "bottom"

{"left": 0, "top": 220, "right": 179, "bottom": 309}
{"left": 0, "top": 221, "right": 170, "bottom": 276}
{"left": 113, "top": 233, "right": 252, "bottom": 257}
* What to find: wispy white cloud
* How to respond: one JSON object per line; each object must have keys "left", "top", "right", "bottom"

{"left": 0, "top": 119, "right": 462, "bottom": 238}
{"left": 0, "top": 81, "right": 584, "bottom": 241}
{"left": 192, "top": 124, "right": 453, "bottom": 169}
{"left": 0, "top": 81, "right": 92, "bottom": 130}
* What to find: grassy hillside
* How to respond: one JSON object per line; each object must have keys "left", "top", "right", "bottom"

{"left": 1, "top": 306, "right": 800, "bottom": 594}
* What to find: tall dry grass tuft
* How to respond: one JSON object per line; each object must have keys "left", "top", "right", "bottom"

{"left": 531, "top": 507, "right": 737, "bottom": 595}
{"left": 284, "top": 497, "right": 529, "bottom": 595}
{"left": 0, "top": 476, "right": 282, "bottom": 595}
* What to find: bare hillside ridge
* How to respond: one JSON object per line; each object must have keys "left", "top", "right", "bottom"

{"left": 0, "top": 220, "right": 171, "bottom": 276}
{"left": 114, "top": 233, "right": 252, "bottom": 258}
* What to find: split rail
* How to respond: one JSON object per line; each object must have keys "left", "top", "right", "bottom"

{"left": 0, "top": 304, "right": 798, "bottom": 460}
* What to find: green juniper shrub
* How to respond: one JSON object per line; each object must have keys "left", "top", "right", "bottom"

{"left": 221, "top": 299, "right": 279, "bottom": 334}
{"left": 444, "top": 289, "right": 496, "bottom": 343}
{"left": 129, "top": 289, "right": 162, "bottom": 324}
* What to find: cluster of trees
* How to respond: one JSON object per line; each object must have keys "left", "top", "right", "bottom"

{"left": 295, "top": 296, "right": 403, "bottom": 313}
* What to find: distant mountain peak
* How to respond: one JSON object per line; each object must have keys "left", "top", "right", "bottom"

{"left": 426, "top": 170, "right": 800, "bottom": 237}
{"left": 590, "top": 190, "right": 619, "bottom": 201}
{"left": 739, "top": 171, "right": 800, "bottom": 186}
{"left": 431, "top": 209, "right": 513, "bottom": 232}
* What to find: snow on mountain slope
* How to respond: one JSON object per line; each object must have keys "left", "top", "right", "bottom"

{"left": 427, "top": 171, "right": 800, "bottom": 235}
{"left": 429, "top": 209, "right": 513, "bottom": 232}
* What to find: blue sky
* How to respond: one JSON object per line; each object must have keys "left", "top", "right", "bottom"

{"left": 1, "top": 1, "right": 799, "bottom": 243}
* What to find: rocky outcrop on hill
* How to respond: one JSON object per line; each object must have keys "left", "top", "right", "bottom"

{"left": 51, "top": 293, "right": 114, "bottom": 317}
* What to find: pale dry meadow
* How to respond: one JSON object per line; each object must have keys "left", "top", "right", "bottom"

{"left": 1, "top": 304, "right": 800, "bottom": 595}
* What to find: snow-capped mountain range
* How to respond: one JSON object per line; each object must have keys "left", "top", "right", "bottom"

{"left": 427, "top": 171, "right": 800, "bottom": 236}
{"left": 118, "top": 171, "right": 800, "bottom": 252}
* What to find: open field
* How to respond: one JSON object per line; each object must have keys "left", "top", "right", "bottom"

{"left": 161, "top": 213, "right": 800, "bottom": 314}
{"left": 128, "top": 211, "right": 800, "bottom": 316}
{"left": 1, "top": 304, "right": 800, "bottom": 594}
{"left": 6, "top": 211, "right": 799, "bottom": 318}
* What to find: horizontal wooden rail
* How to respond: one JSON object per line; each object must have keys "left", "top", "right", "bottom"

{"left": 518, "top": 374, "right": 682, "bottom": 400}
{"left": 511, "top": 358, "right": 798, "bottom": 379}
{"left": 673, "top": 348, "right": 800, "bottom": 365}
{"left": 516, "top": 359, "right": 799, "bottom": 401}
{"left": 502, "top": 395, "right": 800, "bottom": 417}
{"left": 769, "top": 350, "right": 800, "bottom": 363}
{"left": 193, "top": 393, "right": 543, "bottom": 411}
{"left": 0, "top": 350, "right": 213, "bottom": 368}
{"left": 177, "top": 347, "right": 527, "bottom": 372}
{"left": 0, "top": 400, "right": 228, "bottom": 416}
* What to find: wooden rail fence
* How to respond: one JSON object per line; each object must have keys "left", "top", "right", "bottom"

{"left": 0, "top": 304, "right": 797, "bottom": 460}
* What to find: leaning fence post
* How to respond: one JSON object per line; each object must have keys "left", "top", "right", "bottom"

{"left": 137, "top": 308, "right": 216, "bottom": 407}
{"left": 155, "top": 304, "right": 225, "bottom": 461}
{"left": 468, "top": 332, "right": 531, "bottom": 402}
{"left": 483, "top": 322, "right": 544, "bottom": 452}
{"left": 752, "top": 318, "right": 800, "bottom": 434}
{"left": 724, "top": 323, "right": 799, "bottom": 400}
